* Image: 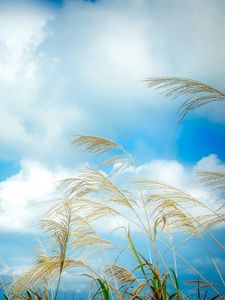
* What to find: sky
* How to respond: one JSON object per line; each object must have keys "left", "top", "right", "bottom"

{"left": 0, "top": 0, "right": 225, "bottom": 297}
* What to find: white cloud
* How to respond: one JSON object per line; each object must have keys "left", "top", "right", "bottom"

{"left": 138, "top": 154, "right": 225, "bottom": 212}
{"left": 0, "top": 2, "right": 51, "bottom": 85}
{"left": 0, "top": 0, "right": 224, "bottom": 165}
{"left": 1, "top": 154, "right": 223, "bottom": 233}
{"left": 0, "top": 261, "right": 32, "bottom": 277}
{"left": 0, "top": 155, "right": 221, "bottom": 232}
{"left": 0, "top": 159, "right": 75, "bottom": 232}
{"left": 138, "top": 159, "right": 187, "bottom": 188}
{"left": 194, "top": 154, "right": 225, "bottom": 172}
{"left": 116, "top": 153, "right": 225, "bottom": 227}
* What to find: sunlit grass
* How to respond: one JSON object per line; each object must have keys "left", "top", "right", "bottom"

{"left": 2, "top": 77, "right": 225, "bottom": 300}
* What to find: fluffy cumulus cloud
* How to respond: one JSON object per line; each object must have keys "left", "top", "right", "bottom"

{"left": 1, "top": 153, "right": 222, "bottom": 233}
{"left": 138, "top": 154, "right": 225, "bottom": 211}
{"left": 0, "top": 0, "right": 225, "bottom": 165}
{"left": 0, "top": 1, "right": 85, "bottom": 165}
{"left": 0, "top": 159, "right": 75, "bottom": 232}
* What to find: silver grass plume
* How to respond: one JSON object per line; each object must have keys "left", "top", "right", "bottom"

{"left": 197, "top": 171, "right": 225, "bottom": 192}
{"left": 138, "top": 179, "right": 224, "bottom": 236}
{"left": 72, "top": 135, "right": 132, "bottom": 174}
{"left": 103, "top": 264, "right": 136, "bottom": 285}
{"left": 145, "top": 77, "right": 225, "bottom": 121}
{"left": 11, "top": 199, "right": 113, "bottom": 298}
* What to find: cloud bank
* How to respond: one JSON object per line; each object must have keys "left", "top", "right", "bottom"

{"left": 0, "top": 154, "right": 224, "bottom": 233}
{"left": 0, "top": 0, "right": 225, "bottom": 165}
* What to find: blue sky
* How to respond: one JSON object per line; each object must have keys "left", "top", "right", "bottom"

{"left": 0, "top": 0, "right": 225, "bottom": 297}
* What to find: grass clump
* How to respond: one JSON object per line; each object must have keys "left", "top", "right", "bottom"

{"left": 2, "top": 77, "right": 225, "bottom": 299}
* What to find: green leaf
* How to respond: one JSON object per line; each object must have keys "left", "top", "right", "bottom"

{"left": 152, "top": 276, "right": 159, "bottom": 291}
{"left": 128, "top": 229, "right": 146, "bottom": 276}
{"left": 169, "top": 269, "right": 183, "bottom": 300}
{"left": 96, "top": 278, "right": 110, "bottom": 300}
